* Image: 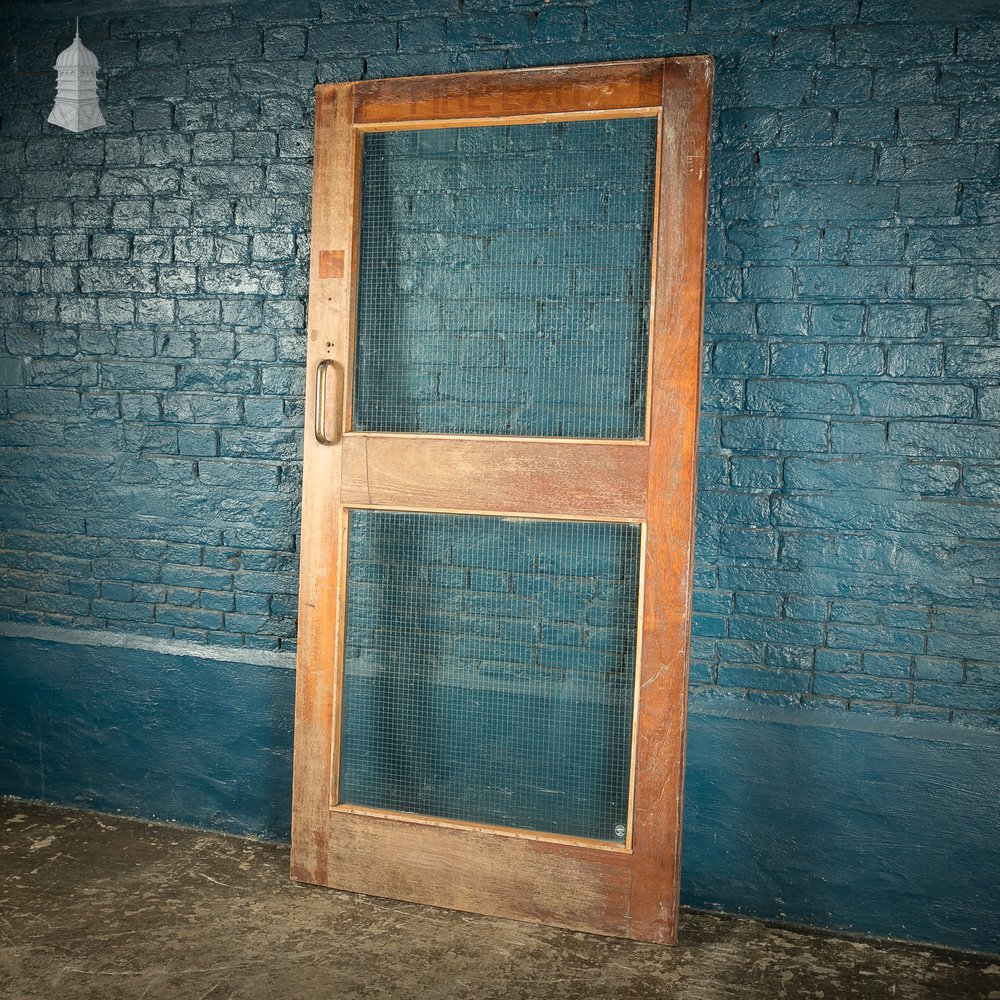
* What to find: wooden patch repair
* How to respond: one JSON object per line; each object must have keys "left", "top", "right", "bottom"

{"left": 319, "top": 250, "right": 345, "bottom": 279}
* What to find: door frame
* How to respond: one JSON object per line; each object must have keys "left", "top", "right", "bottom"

{"left": 291, "top": 57, "right": 714, "bottom": 944}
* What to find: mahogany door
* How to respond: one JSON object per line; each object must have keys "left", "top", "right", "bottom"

{"left": 291, "top": 58, "right": 713, "bottom": 944}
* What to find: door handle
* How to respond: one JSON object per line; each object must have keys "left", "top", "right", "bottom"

{"left": 313, "top": 358, "right": 341, "bottom": 445}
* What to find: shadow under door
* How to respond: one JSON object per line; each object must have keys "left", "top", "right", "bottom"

{"left": 291, "top": 58, "right": 713, "bottom": 944}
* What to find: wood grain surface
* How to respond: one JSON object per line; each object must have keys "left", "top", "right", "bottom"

{"left": 341, "top": 434, "right": 648, "bottom": 521}
{"left": 628, "top": 56, "right": 714, "bottom": 944}
{"left": 290, "top": 84, "right": 359, "bottom": 888}
{"left": 353, "top": 59, "right": 663, "bottom": 127}
{"left": 324, "top": 807, "right": 633, "bottom": 937}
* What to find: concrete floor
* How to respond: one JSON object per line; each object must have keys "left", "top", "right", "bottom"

{"left": 1, "top": 799, "right": 997, "bottom": 1000}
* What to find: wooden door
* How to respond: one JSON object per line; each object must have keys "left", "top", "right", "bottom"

{"left": 291, "top": 58, "right": 713, "bottom": 944}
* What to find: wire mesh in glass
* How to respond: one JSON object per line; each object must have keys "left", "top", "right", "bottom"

{"left": 338, "top": 510, "right": 641, "bottom": 843}
{"left": 352, "top": 118, "right": 657, "bottom": 439}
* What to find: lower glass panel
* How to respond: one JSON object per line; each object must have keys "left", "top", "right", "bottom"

{"left": 338, "top": 510, "right": 641, "bottom": 843}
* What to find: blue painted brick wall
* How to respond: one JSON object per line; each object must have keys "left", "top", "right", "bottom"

{"left": 1, "top": 0, "right": 998, "bottom": 728}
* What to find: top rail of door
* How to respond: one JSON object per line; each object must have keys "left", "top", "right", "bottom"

{"left": 338, "top": 60, "right": 667, "bottom": 130}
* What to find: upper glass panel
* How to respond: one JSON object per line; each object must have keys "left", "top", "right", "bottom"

{"left": 352, "top": 118, "right": 657, "bottom": 439}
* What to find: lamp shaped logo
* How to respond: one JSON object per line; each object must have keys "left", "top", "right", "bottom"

{"left": 48, "top": 20, "right": 105, "bottom": 133}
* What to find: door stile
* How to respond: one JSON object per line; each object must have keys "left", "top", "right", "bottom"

{"left": 628, "top": 58, "right": 714, "bottom": 944}
{"left": 291, "top": 83, "right": 360, "bottom": 886}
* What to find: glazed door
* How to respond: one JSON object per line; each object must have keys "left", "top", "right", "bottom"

{"left": 291, "top": 58, "right": 713, "bottom": 944}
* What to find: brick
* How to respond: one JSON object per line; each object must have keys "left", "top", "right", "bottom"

{"left": 945, "top": 345, "right": 1000, "bottom": 378}
{"left": 251, "top": 233, "right": 295, "bottom": 261}
{"left": 265, "top": 26, "right": 307, "bottom": 58}
{"left": 447, "top": 14, "right": 532, "bottom": 49}
{"left": 235, "top": 335, "right": 276, "bottom": 362}
{"left": 769, "top": 342, "right": 825, "bottom": 375}
{"left": 827, "top": 345, "right": 884, "bottom": 376}
{"left": 308, "top": 20, "right": 396, "bottom": 56}
{"left": 778, "top": 185, "right": 896, "bottom": 223}
{"left": 719, "top": 527, "right": 775, "bottom": 560}
{"left": 914, "top": 682, "right": 998, "bottom": 712}
{"left": 863, "top": 652, "right": 912, "bottom": 679}
{"left": 214, "top": 234, "right": 251, "bottom": 264}
{"left": 160, "top": 565, "right": 233, "bottom": 591}
{"left": 858, "top": 382, "right": 974, "bottom": 418}
{"left": 840, "top": 23, "right": 953, "bottom": 65}
{"left": 100, "top": 167, "right": 181, "bottom": 197}
{"left": 939, "top": 61, "right": 1000, "bottom": 101}
{"left": 828, "top": 623, "right": 924, "bottom": 654}
{"left": 913, "top": 260, "right": 975, "bottom": 305}
{"left": 22, "top": 170, "right": 98, "bottom": 199}
{"left": 100, "top": 361, "right": 176, "bottom": 391}
{"left": 759, "top": 146, "right": 870, "bottom": 184}
{"left": 772, "top": 27, "right": 834, "bottom": 66}
{"left": 966, "top": 663, "right": 1000, "bottom": 689}
{"left": 835, "top": 106, "right": 896, "bottom": 143}
{"left": 729, "top": 457, "right": 783, "bottom": 490}
{"left": 178, "top": 363, "right": 257, "bottom": 394}
{"left": 177, "top": 299, "right": 221, "bottom": 326}
{"left": 965, "top": 466, "right": 1000, "bottom": 502}
{"left": 193, "top": 132, "right": 235, "bottom": 164}
{"left": 743, "top": 265, "right": 795, "bottom": 298}
{"left": 780, "top": 109, "right": 837, "bottom": 148}
{"left": 162, "top": 393, "right": 242, "bottom": 424}
{"left": 265, "top": 162, "right": 311, "bottom": 194}
{"left": 140, "top": 133, "right": 192, "bottom": 166}
{"left": 898, "top": 144, "right": 997, "bottom": 183}
{"left": 236, "top": 132, "right": 280, "bottom": 162}
{"left": 260, "top": 366, "right": 303, "bottom": 395}
{"left": 908, "top": 223, "right": 1000, "bottom": 263}
{"left": 746, "top": 379, "right": 851, "bottom": 415}
{"left": 898, "top": 183, "right": 960, "bottom": 220}
{"left": 197, "top": 460, "right": 281, "bottom": 492}
{"left": 718, "top": 665, "right": 812, "bottom": 693}
{"left": 182, "top": 26, "right": 262, "bottom": 63}
{"left": 136, "top": 298, "right": 176, "bottom": 324}
{"left": 200, "top": 266, "right": 282, "bottom": 295}
{"left": 914, "top": 657, "right": 964, "bottom": 683}
{"left": 815, "top": 649, "right": 862, "bottom": 673}
{"left": 728, "top": 225, "right": 821, "bottom": 264}
{"left": 156, "top": 605, "right": 224, "bottom": 630}
{"left": 798, "top": 265, "right": 910, "bottom": 301}
{"left": 7, "top": 388, "right": 81, "bottom": 417}
{"left": 728, "top": 615, "right": 825, "bottom": 647}
{"left": 717, "top": 109, "right": 781, "bottom": 147}
{"left": 886, "top": 345, "right": 942, "bottom": 378}
{"left": 80, "top": 265, "right": 158, "bottom": 294}
{"left": 713, "top": 342, "right": 768, "bottom": 376}
{"left": 898, "top": 106, "right": 958, "bottom": 143}
{"left": 814, "top": 673, "right": 912, "bottom": 703}
{"left": 978, "top": 387, "right": 1000, "bottom": 421}
{"left": 900, "top": 462, "right": 960, "bottom": 496}
{"left": 398, "top": 17, "right": 447, "bottom": 50}
{"left": 930, "top": 302, "right": 992, "bottom": 340}
{"left": 220, "top": 427, "right": 299, "bottom": 460}
{"left": 179, "top": 428, "right": 219, "bottom": 457}
{"left": 263, "top": 299, "right": 305, "bottom": 328}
